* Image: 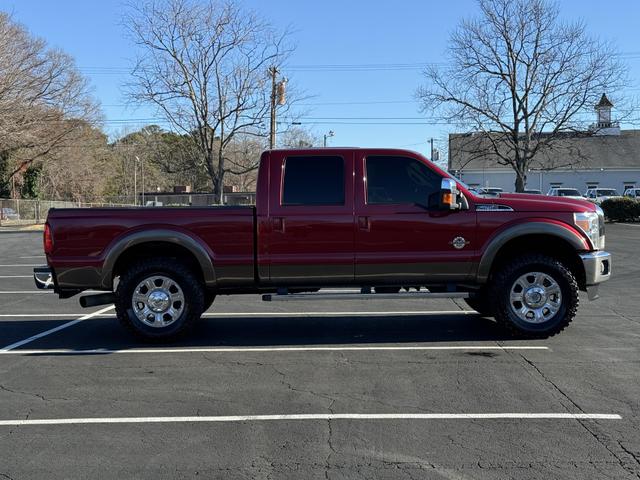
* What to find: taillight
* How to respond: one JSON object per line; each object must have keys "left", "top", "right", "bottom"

{"left": 44, "top": 223, "right": 53, "bottom": 254}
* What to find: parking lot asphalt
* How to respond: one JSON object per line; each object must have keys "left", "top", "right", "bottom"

{"left": 0, "top": 225, "right": 639, "bottom": 479}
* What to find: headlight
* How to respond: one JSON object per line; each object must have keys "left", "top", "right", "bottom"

{"left": 574, "top": 211, "right": 603, "bottom": 250}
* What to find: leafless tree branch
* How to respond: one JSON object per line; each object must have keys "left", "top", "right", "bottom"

{"left": 124, "top": 0, "right": 295, "bottom": 201}
{"left": 417, "top": 0, "right": 632, "bottom": 191}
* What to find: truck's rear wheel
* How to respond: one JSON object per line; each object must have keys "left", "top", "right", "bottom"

{"left": 490, "top": 254, "right": 578, "bottom": 338}
{"left": 115, "top": 258, "right": 205, "bottom": 341}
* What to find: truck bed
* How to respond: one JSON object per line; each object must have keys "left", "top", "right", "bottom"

{"left": 46, "top": 206, "right": 256, "bottom": 291}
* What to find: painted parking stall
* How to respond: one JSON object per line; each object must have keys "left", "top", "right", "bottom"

{"left": 0, "top": 229, "right": 638, "bottom": 478}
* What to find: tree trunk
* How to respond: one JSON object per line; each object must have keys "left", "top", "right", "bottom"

{"left": 514, "top": 169, "right": 527, "bottom": 193}
{"left": 215, "top": 147, "right": 225, "bottom": 205}
{"left": 213, "top": 176, "right": 223, "bottom": 205}
{"left": 202, "top": 148, "right": 220, "bottom": 201}
{"left": 0, "top": 151, "right": 11, "bottom": 198}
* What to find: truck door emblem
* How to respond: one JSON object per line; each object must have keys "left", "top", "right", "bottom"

{"left": 451, "top": 236, "right": 469, "bottom": 250}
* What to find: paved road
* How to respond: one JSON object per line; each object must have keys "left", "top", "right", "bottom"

{"left": 0, "top": 225, "right": 639, "bottom": 479}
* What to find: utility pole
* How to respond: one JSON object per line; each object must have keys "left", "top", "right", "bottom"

{"left": 136, "top": 156, "right": 145, "bottom": 207}
{"left": 324, "top": 130, "right": 335, "bottom": 147}
{"left": 429, "top": 138, "right": 434, "bottom": 160}
{"left": 269, "top": 67, "right": 287, "bottom": 150}
{"left": 269, "top": 67, "right": 278, "bottom": 149}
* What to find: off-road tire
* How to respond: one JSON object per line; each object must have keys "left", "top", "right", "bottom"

{"left": 490, "top": 254, "right": 579, "bottom": 338}
{"left": 115, "top": 258, "right": 205, "bottom": 341}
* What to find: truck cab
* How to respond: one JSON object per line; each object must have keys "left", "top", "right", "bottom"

{"left": 256, "top": 149, "right": 475, "bottom": 286}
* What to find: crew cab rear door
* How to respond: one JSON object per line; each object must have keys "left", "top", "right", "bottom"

{"left": 265, "top": 151, "right": 355, "bottom": 285}
{"left": 354, "top": 152, "right": 476, "bottom": 284}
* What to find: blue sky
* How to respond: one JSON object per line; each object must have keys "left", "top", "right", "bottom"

{"left": 3, "top": 0, "right": 640, "bottom": 160}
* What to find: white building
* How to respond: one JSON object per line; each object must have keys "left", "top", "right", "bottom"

{"left": 448, "top": 95, "right": 640, "bottom": 194}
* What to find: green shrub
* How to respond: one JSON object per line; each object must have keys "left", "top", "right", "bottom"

{"left": 601, "top": 197, "right": 640, "bottom": 222}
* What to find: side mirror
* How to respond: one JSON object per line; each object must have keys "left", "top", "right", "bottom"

{"left": 440, "top": 178, "right": 460, "bottom": 210}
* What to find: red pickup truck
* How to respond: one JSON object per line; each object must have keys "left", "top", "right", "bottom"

{"left": 34, "top": 148, "right": 611, "bottom": 340}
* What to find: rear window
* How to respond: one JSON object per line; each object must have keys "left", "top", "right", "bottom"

{"left": 282, "top": 156, "right": 345, "bottom": 205}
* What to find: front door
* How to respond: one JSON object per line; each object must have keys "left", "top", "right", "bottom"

{"left": 354, "top": 153, "right": 476, "bottom": 284}
{"left": 267, "top": 152, "right": 355, "bottom": 285}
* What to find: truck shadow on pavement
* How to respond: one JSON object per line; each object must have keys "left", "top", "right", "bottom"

{"left": 4, "top": 312, "right": 531, "bottom": 354}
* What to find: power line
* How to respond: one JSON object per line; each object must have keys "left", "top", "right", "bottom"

{"left": 78, "top": 51, "right": 640, "bottom": 75}
{"left": 102, "top": 100, "right": 418, "bottom": 107}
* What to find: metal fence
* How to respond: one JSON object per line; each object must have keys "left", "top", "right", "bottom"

{"left": 0, "top": 192, "right": 257, "bottom": 226}
{"left": 138, "top": 192, "right": 256, "bottom": 207}
{"left": 0, "top": 199, "right": 134, "bottom": 226}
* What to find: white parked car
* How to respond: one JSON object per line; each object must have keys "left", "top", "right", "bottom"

{"left": 585, "top": 188, "right": 621, "bottom": 204}
{"left": 623, "top": 187, "right": 640, "bottom": 200}
{"left": 474, "top": 187, "right": 503, "bottom": 196}
{"left": 546, "top": 188, "right": 585, "bottom": 200}
{"left": 0, "top": 207, "right": 20, "bottom": 220}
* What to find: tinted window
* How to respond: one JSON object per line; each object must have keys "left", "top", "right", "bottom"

{"left": 366, "top": 156, "right": 441, "bottom": 205}
{"left": 282, "top": 156, "right": 344, "bottom": 205}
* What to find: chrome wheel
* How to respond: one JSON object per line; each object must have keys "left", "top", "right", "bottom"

{"left": 132, "top": 275, "right": 185, "bottom": 328}
{"left": 509, "top": 272, "right": 562, "bottom": 324}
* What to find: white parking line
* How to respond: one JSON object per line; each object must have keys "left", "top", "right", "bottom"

{"left": 0, "top": 412, "right": 621, "bottom": 426}
{"left": 0, "top": 310, "right": 475, "bottom": 317}
{"left": 0, "top": 275, "right": 31, "bottom": 278}
{"left": 0, "top": 345, "right": 549, "bottom": 355}
{"left": 0, "top": 313, "right": 115, "bottom": 317}
{"left": 19, "top": 256, "right": 45, "bottom": 259}
{"left": 0, "top": 290, "right": 104, "bottom": 294}
{"left": 0, "top": 291, "right": 51, "bottom": 294}
{"left": 0, "top": 305, "right": 115, "bottom": 352}
{"left": 0, "top": 264, "right": 40, "bottom": 267}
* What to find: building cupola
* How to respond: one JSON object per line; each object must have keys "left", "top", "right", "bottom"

{"left": 596, "top": 93, "right": 613, "bottom": 127}
{"left": 592, "top": 93, "right": 620, "bottom": 135}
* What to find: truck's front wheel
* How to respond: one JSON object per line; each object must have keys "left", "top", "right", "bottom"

{"left": 490, "top": 254, "right": 579, "bottom": 338}
{"left": 115, "top": 258, "right": 205, "bottom": 341}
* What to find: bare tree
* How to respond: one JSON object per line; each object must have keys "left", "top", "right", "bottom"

{"left": 417, "top": 0, "right": 630, "bottom": 192}
{"left": 125, "top": 0, "right": 293, "bottom": 202}
{"left": 280, "top": 126, "right": 319, "bottom": 148}
{"left": 0, "top": 12, "right": 99, "bottom": 196}
{"left": 223, "top": 134, "right": 265, "bottom": 191}
{"left": 39, "top": 124, "right": 113, "bottom": 202}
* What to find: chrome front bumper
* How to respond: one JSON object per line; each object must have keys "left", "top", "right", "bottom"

{"left": 580, "top": 251, "right": 611, "bottom": 300}
{"left": 33, "top": 266, "right": 54, "bottom": 290}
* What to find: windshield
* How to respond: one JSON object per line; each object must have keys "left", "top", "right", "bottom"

{"left": 557, "top": 189, "right": 581, "bottom": 196}
{"left": 597, "top": 189, "right": 618, "bottom": 196}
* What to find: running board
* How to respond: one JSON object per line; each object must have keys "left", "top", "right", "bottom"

{"left": 262, "top": 290, "right": 470, "bottom": 302}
